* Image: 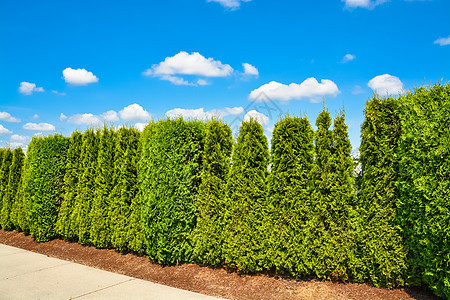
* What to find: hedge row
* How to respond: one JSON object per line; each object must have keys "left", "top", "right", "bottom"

{"left": 0, "top": 82, "right": 448, "bottom": 299}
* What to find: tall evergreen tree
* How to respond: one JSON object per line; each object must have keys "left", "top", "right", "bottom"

{"left": 110, "top": 127, "right": 141, "bottom": 252}
{"left": 56, "top": 131, "right": 83, "bottom": 240}
{"left": 222, "top": 118, "right": 270, "bottom": 273}
{"left": 90, "top": 127, "right": 117, "bottom": 248}
{"left": 0, "top": 149, "right": 13, "bottom": 229}
{"left": 265, "top": 115, "right": 314, "bottom": 277}
{"left": 2, "top": 148, "right": 25, "bottom": 230}
{"left": 356, "top": 96, "right": 407, "bottom": 287}
{"left": 192, "top": 120, "right": 233, "bottom": 266}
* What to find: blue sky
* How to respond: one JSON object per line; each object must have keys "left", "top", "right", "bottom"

{"left": 1, "top": 0, "right": 449, "bottom": 150}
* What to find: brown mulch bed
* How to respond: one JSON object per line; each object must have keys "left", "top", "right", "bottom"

{"left": 0, "top": 229, "right": 441, "bottom": 300}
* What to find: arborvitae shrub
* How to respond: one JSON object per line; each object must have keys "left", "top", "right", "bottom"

{"left": 357, "top": 96, "right": 407, "bottom": 287}
{"left": 192, "top": 120, "right": 233, "bottom": 266}
{"left": 397, "top": 83, "right": 450, "bottom": 298}
{"left": 110, "top": 127, "right": 141, "bottom": 252}
{"left": 222, "top": 118, "right": 270, "bottom": 273}
{"left": 0, "top": 149, "right": 13, "bottom": 229}
{"left": 71, "top": 129, "right": 100, "bottom": 245}
{"left": 2, "top": 148, "right": 25, "bottom": 230}
{"left": 141, "top": 118, "right": 205, "bottom": 264}
{"left": 24, "top": 135, "right": 69, "bottom": 242}
{"left": 265, "top": 115, "right": 314, "bottom": 277}
{"left": 90, "top": 127, "right": 117, "bottom": 248}
{"left": 56, "top": 131, "right": 83, "bottom": 240}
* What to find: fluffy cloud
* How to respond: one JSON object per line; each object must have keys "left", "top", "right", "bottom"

{"left": 434, "top": 36, "right": 450, "bottom": 46}
{"left": 144, "top": 51, "right": 233, "bottom": 85}
{"left": 67, "top": 113, "right": 102, "bottom": 125}
{"left": 166, "top": 107, "right": 244, "bottom": 120}
{"left": 243, "top": 63, "right": 259, "bottom": 76}
{"left": 59, "top": 113, "right": 68, "bottom": 121}
{"left": 342, "top": 54, "right": 356, "bottom": 63}
{"left": 134, "top": 123, "right": 147, "bottom": 131}
{"left": 243, "top": 110, "right": 269, "bottom": 126}
{"left": 23, "top": 123, "right": 56, "bottom": 131}
{"left": 119, "top": 104, "right": 152, "bottom": 122}
{"left": 0, "top": 125, "right": 12, "bottom": 136}
{"left": 0, "top": 112, "right": 21, "bottom": 123}
{"left": 63, "top": 67, "right": 99, "bottom": 85}
{"left": 101, "top": 110, "right": 120, "bottom": 122}
{"left": 368, "top": 74, "right": 403, "bottom": 96}
{"left": 343, "top": 0, "right": 389, "bottom": 9}
{"left": 207, "top": 0, "right": 251, "bottom": 9}
{"left": 249, "top": 77, "right": 340, "bottom": 102}
{"left": 10, "top": 134, "right": 28, "bottom": 142}
{"left": 19, "top": 82, "right": 45, "bottom": 95}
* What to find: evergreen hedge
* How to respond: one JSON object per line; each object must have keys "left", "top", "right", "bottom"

{"left": 222, "top": 118, "right": 269, "bottom": 273}
{"left": 0, "top": 149, "right": 13, "bottom": 228}
{"left": 23, "top": 135, "right": 69, "bottom": 242}
{"left": 1, "top": 148, "right": 25, "bottom": 230}
{"left": 192, "top": 120, "right": 233, "bottom": 266}
{"left": 397, "top": 83, "right": 450, "bottom": 298}
{"left": 357, "top": 95, "right": 407, "bottom": 287}
{"left": 141, "top": 119, "right": 205, "bottom": 264}
{"left": 265, "top": 115, "right": 314, "bottom": 277}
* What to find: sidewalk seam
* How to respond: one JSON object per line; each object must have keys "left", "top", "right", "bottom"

{"left": 71, "top": 278, "right": 135, "bottom": 299}
{"left": 0, "top": 261, "right": 72, "bottom": 281}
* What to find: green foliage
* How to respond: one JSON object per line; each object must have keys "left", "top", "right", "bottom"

{"left": 357, "top": 96, "right": 407, "bottom": 287}
{"left": 23, "top": 135, "right": 69, "bottom": 242}
{"left": 265, "top": 115, "right": 314, "bottom": 277}
{"left": 222, "top": 119, "right": 270, "bottom": 273}
{"left": 2, "top": 148, "right": 25, "bottom": 230}
{"left": 192, "top": 120, "right": 233, "bottom": 266}
{"left": 56, "top": 131, "right": 83, "bottom": 240}
{"left": 141, "top": 118, "right": 205, "bottom": 264}
{"left": 89, "top": 127, "right": 117, "bottom": 248}
{"left": 0, "top": 149, "right": 13, "bottom": 229}
{"left": 71, "top": 129, "right": 100, "bottom": 245}
{"left": 397, "top": 83, "right": 450, "bottom": 298}
{"left": 110, "top": 127, "right": 141, "bottom": 252}
{"left": 309, "top": 109, "right": 356, "bottom": 280}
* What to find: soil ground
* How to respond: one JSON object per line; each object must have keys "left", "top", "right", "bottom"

{"left": 0, "top": 229, "right": 441, "bottom": 300}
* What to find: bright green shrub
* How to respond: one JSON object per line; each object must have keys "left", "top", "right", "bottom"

{"left": 23, "top": 135, "right": 69, "bottom": 242}
{"left": 357, "top": 95, "right": 407, "bottom": 287}
{"left": 0, "top": 149, "right": 13, "bottom": 228}
{"left": 110, "top": 127, "right": 141, "bottom": 252}
{"left": 56, "top": 131, "right": 83, "bottom": 240}
{"left": 192, "top": 120, "right": 233, "bottom": 266}
{"left": 397, "top": 83, "right": 450, "bottom": 298}
{"left": 265, "top": 115, "right": 314, "bottom": 277}
{"left": 71, "top": 129, "right": 100, "bottom": 245}
{"left": 222, "top": 119, "right": 270, "bottom": 273}
{"left": 141, "top": 118, "right": 205, "bottom": 264}
{"left": 89, "top": 127, "right": 117, "bottom": 248}
{"left": 2, "top": 148, "right": 25, "bottom": 230}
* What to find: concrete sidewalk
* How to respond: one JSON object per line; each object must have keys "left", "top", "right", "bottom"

{"left": 0, "top": 243, "right": 224, "bottom": 300}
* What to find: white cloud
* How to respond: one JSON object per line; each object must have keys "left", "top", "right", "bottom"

{"left": 0, "top": 124, "right": 12, "bottom": 136}
{"left": 19, "top": 82, "right": 45, "bottom": 95}
{"left": 67, "top": 113, "right": 102, "bottom": 125}
{"left": 31, "top": 114, "right": 39, "bottom": 120}
{"left": 23, "top": 123, "right": 56, "bottom": 131}
{"left": 52, "top": 90, "right": 67, "bottom": 96}
{"left": 342, "top": 54, "right": 356, "bottom": 63}
{"left": 8, "top": 142, "right": 25, "bottom": 148}
{"left": 134, "top": 123, "right": 147, "bottom": 131}
{"left": 10, "top": 134, "right": 28, "bottom": 142}
{"left": 243, "top": 63, "right": 259, "bottom": 76}
{"left": 101, "top": 110, "right": 120, "bottom": 122}
{"left": 166, "top": 106, "right": 244, "bottom": 120}
{"left": 197, "top": 79, "right": 210, "bottom": 86}
{"left": 207, "top": 0, "right": 251, "bottom": 9}
{"left": 119, "top": 104, "right": 152, "bottom": 122}
{"left": 59, "top": 113, "right": 68, "bottom": 121}
{"left": 343, "top": 0, "right": 389, "bottom": 9}
{"left": 144, "top": 51, "right": 233, "bottom": 85}
{"left": 63, "top": 67, "right": 99, "bottom": 85}
{"left": 249, "top": 77, "right": 340, "bottom": 102}
{"left": 434, "top": 36, "right": 450, "bottom": 46}
{"left": 243, "top": 110, "right": 269, "bottom": 126}
{"left": 0, "top": 112, "right": 21, "bottom": 123}
{"left": 368, "top": 74, "right": 403, "bottom": 96}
